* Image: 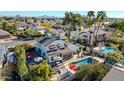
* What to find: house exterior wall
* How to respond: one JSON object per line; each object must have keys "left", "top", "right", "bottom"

{"left": 32, "top": 28, "right": 45, "bottom": 34}
{"left": 18, "top": 26, "right": 27, "bottom": 30}
{"left": 35, "top": 44, "right": 52, "bottom": 63}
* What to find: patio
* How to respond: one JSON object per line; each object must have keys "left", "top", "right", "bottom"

{"left": 26, "top": 51, "right": 43, "bottom": 66}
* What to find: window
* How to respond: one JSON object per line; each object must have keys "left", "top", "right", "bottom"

{"left": 38, "top": 48, "right": 41, "bottom": 54}
{"left": 51, "top": 57, "right": 53, "bottom": 61}
{"left": 43, "top": 52, "right": 46, "bottom": 56}
{"left": 57, "top": 43, "right": 61, "bottom": 48}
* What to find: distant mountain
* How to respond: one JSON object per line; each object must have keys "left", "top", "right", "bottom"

{"left": 107, "top": 17, "right": 123, "bottom": 22}
{"left": 37, "top": 15, "right": 61, "bottom": 18}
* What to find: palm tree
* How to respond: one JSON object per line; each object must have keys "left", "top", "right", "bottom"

{"left": 90, "top": 11, "right": 107, "bottom": 53}
{"left": 86, "top": 11, "right": 95, "bottom": 30}
{"left": 63, "top": 12, "right": 83, "bottom": 42}
{"left": 86, "top": 11, "right": 95, "bottom": 53}
{"left": 95, "top": 11, "right": 107, "bottom": 38}
{"left": 107, "top": 51, "right": 123, "bottom": 64}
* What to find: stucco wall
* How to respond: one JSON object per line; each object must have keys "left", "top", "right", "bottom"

{"left": 35, "top": 44, "right": 52, "bottom": 63}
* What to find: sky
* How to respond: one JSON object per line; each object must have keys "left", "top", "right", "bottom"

{"left": 0, "top": 11, "right": 124, "bottom": 18}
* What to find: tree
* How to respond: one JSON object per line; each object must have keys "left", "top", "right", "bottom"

{"left": 14, "top": 45, "right": 28, "bottom": 80}
{"left": 63, "top": 12, "right": 83, "bottom": 42}
{"left": 21, "top": 43, "right": 31, "bottom": 51}
{"left": 95, "top": 11, "right": 107, "bottom": 37}
{"left": 107, "top": 51, "right": 123, "bottom": 64}
{"left": 118, "top": 42, "right": 124, "bottom": 51}
{"left": 41, "top": 22, "right": 53, "bottom": 29}
{"left": 29, "top": 60, "right": 52, "bottom": 81}
{"left": 86, "top": 11, "right": 107, "bottom": 53}
{"left": 76, "top": 63, "right": 109, "bottom": 81}
{"left": 110, "top": 19, "right": 124, "bottom": 34}
{"left": 0, "top": 20, "right": 16, "bottom": 34}
{"left": 76, "top": 49, "right": 81, "bottom": 58}
{"left": 86, "top": 11, "right": 95, "bottom": 29}
{"left": 77, "top": 37, "right": 83, "bottom": 45}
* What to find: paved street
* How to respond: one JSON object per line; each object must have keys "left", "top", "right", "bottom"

{"left": 0, "top": 39, "right": 38, "bottom": 48}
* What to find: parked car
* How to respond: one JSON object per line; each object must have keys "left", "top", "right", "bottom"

{"left": 23, "top": 37, "right": 33, "bottom": 41}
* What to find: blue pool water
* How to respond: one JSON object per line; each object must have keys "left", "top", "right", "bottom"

{"left": 73, "top": 57, "right": 93, "bottom": 66}
{"left": 101, "top": 47, "right": 116, "bottom": 55}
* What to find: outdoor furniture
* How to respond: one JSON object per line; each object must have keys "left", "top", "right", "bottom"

{"left": 33, "top": 57, "right": 43, "bottom": 62}
{"left": 69, "top": 64, "right": 79, "bottom": 71}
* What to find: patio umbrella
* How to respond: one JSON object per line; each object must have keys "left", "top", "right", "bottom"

{"left": 69, "top": 64, "right": 79, "bottom": 71}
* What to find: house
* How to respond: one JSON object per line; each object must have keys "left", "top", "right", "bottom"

{"left": 94, "top": 30, "right": 107, "bottom": 42}
{"left": 35, "top": 37, "right": 74, "bottom": 64}
{"left": 102, "top": 68, "right": 124, "bottom": 81}
{"left": 72, "top": 30, "right": 107, "bottom": 46}
{"left": 55, "top": 33, "right": 67, "bottom": 41}
{"left": 0, "top": 29, "right": 10, "bottom": 39}
{"left": 0, "top": 45, "right": 8, "bottom": 69}
{"left": 32, "top": 26, "right": 46, "bottom": 34}
{"left": 7, "top": 52, "right": 16, "bottom": 64}
{"left": 16, "top": 22, "right": 28, "bottom": 30}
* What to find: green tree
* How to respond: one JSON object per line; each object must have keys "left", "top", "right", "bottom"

{"left": 118, "top": 42, "right": 124, "bottom": 51}
{"left": 21, "top": 43, "right": 31, "bottom": 51}
{"left": 63, "top": 12, "right": 83, "bottom": 42}
{"left": 86, "top": 11, "right": 107, "bottom": 53}
{"left": 77, "top": 37, "right": 83, "bottom": 45}
{"left": 29, "top": 60, "right": 52, "bottom": 81}
{"left": 76, "top": 49, "right": 81, "bottom": 57}
{"left": 86, "top": 11, "right": 95, "bottom": 29}
{"left": 95, "top": 11, "right": 107, "bottom": 37}
{"left": 107, "top": 51, "right": 123, "bottom": 64}
{"left": 14, "top": 45, "right": 28, "bottom": 80}
{"left": 76, "top": 63, "right": 108, "bottom": 81}
{"left": 41, "top": 22, "right": 53, "bottom": 29}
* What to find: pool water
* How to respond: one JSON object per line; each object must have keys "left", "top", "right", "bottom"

{"left": 101, "top": 47, "right": 115, "bottom": 55}
{"left": 73, "top": 57, "right": 93, "bottom": 66}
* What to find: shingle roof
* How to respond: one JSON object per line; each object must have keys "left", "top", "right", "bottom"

{"left": 102, "top": 68, "right": 124, "bottom": 81}
{"left": 16, "top": 22, "right": 28, "bottom": 28}
{"left": 48, "top": 47, "right": 72, "bottom": 57}
{"left": 41, "top": 37, "right": 56, "bottom": 47}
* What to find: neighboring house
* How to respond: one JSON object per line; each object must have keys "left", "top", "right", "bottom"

{"left": 7, "top": 52, "right": 16, "bottom": 64}
{"left": 55, "top": 33, "right": 67, "bottom": 41}
{"left": 72, "top": 30, "right": 107, "bottom": 46}
{"left": 16, "top": 22, "right": 28, "bottom": 30}
{"left": 32, "top": 26, "right": 46, "bottom": 34}
{"left": 94, "top": 30, "right": 107, "bottom": 42}
{"left": 0, "top": 29, "right": 10, "bottom": 39}
{"left": 70, "top": 31, "right": 80, "bottom": 39}
{"left": 78, "top": 31, "right": 91, "bottom": 46}
{"left": 35, "top": 37, "right": 73, "bottom": 64}
{"left": 102, "top": 68, "right": 124, "bottom": 81}
{"left": 0, "top": 45, "right": 8, "bottom": 69}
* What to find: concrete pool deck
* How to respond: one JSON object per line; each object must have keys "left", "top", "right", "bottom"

{"left": 57, "top": 55, "right": 105, "bottom": 75}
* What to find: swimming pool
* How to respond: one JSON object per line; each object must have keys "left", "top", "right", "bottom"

{"left": 73, "top": 57, "right": 94, "bottom": 66}
{"left": 101, "top": 47, "right": 116, "bottom": 55}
